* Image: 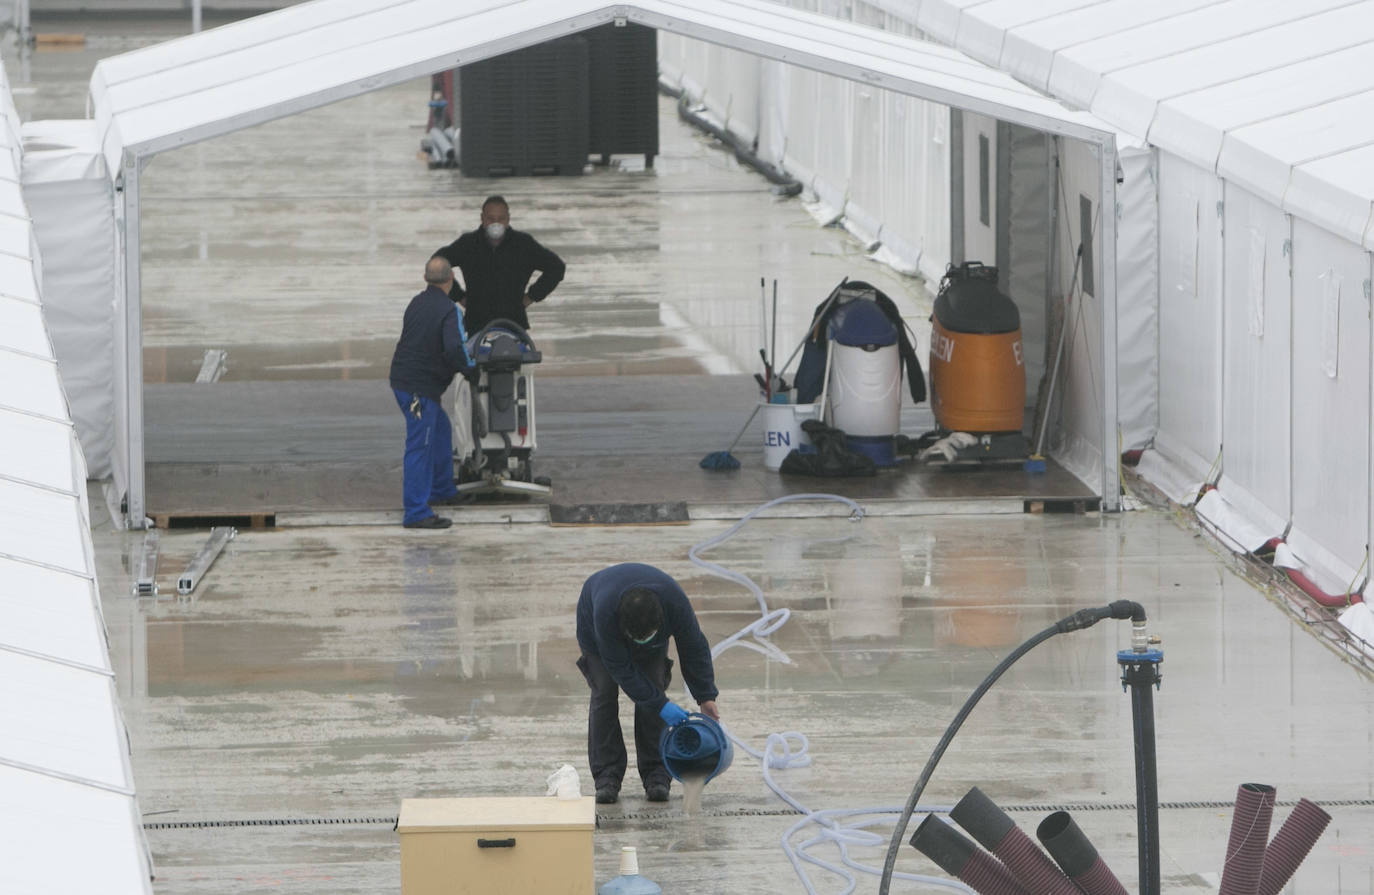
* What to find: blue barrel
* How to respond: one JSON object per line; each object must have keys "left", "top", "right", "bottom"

{"left": 659, "top": 714, "right": 733, "bottom": 783}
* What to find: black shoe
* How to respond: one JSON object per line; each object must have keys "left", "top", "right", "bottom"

{"left": 403, "top": 515, "right": 452, "bottom": 529}
{"left": 533, "top": 475, "right": 552, "bottom": 487}
{"left": 645, "top": 782, "right": 670, "bottom": 802}
{"left": 595, "top": 786, "right": 619, "bottom": 805}
{"left": 429, "top": 493, "right": 472, "bottom": 507}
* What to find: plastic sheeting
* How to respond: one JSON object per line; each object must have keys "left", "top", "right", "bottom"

{"left": 22, "top": 120, "right": 118, "bottom": 478}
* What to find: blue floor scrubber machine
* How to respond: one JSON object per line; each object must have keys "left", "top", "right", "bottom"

{"left": 453, "top": 319, "right": 552, "bottom": 498}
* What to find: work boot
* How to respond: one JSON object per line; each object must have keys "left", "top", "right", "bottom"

{"left": 429, "top": 493, "right": 471, "bottom": 507}
{"left": 403, "top": 515, "right": 452, "bottom": 529}
{"left": 644, "top": 782, "right": 670, "bottom": 803}
{"left": 595, "top": 786, "right": 619, "bottom": 805}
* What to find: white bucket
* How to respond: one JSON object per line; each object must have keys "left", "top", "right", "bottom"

{"left": 762, "top": 401, "right": 822, "bottom": 471}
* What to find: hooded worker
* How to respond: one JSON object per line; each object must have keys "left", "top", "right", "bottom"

{"left": 574, "top": 563, "right": 720, "bottom": 805}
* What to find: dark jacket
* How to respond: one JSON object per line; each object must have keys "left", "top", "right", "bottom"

{"left": 388, "top": 285, "right": 473, "bottom": 400}
{"left": 575, "top": 563, "right": 718, "bottom": 712}
{"left": 434, "top": 227, "right": 565, "bottom": 333}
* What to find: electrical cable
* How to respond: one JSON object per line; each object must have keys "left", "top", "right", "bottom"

{"left": 687, "top": 494, "right": 972, "bottom": 894}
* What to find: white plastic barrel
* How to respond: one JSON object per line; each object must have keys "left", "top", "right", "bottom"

{"left": 761, "top": 401, "right": 822, "bottom": 470}
{"left": 828, "top": 343, "right": 900, "bottom": 437}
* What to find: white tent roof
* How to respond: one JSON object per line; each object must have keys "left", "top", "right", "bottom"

{"left": 89, "top": 0, "right": 1115, "bottom": 179}
{"left": 0, "top": 60, "right": 153, "bottom": 895}
{"left": 918, "top": 0, "right": 1374, "bottom": 250}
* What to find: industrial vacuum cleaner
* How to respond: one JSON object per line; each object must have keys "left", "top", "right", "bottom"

{"left": 922, "top": 262, "right": 1032, "bottom": 463}
{"left": 453, "top": 319, "right": 552, "bottom": 498}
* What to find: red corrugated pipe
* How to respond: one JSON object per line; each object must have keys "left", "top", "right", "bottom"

{"left": 950, "top": 787, "right": 1082, "bottom": 895}
{"left": 1257, "top": 538, "right": 1364, "bottom": 606}
{"left": 1218, "top": 783, "right": 1276, "bottom": 895}
{"left": 909, "top": 814, "right": 1031, "bottom": 895}
{"left": 1257, "top": 798, "right": 1332, "bottom": 895}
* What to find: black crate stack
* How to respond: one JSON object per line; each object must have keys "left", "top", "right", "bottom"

{"left": 459, "top": 37, "right": 590, "bottom": 177}
{"left": 455, "top": 24, "right": 658, "bottom": 177}
{"left": 586, "top": 22, "right": 659, "bottom": 168}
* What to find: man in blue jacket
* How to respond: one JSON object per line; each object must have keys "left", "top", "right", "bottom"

{"left": 575, "top": 563, "right": 720, "bottom": 804}
{"left": 388, "top": 257, "right": 475, "bottom": 529}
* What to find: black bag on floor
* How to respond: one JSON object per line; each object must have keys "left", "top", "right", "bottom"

{"left": 779, "top": 420, "right": 877, "bottom": 477}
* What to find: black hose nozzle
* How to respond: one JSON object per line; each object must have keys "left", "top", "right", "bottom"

{"left": 1057, "top": 601, "right": 1146, "bottom": 633}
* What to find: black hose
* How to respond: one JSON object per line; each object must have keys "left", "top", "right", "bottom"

{"left": 877, "top": 602, "right": 1146, "bottom": 894}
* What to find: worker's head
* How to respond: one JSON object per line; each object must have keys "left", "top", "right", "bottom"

{"left": 481, "top": 195, "right": 510, "bottom": 243}
{"left": 619, "top": 587, "right": 663, "bottom": 645}
{"left": 425, "top": 256, "right": 454, "bottom": 288}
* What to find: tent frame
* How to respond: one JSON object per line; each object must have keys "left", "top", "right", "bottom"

{"left": 109, "top": 2, "right": 1119, "bottom": 525}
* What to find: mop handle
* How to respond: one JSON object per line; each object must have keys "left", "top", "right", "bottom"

{"left": 776, "top": 277, "right": 848, "bottom": 379}
{"left": 723, "top": 403, "right": 765, "bottom": 453}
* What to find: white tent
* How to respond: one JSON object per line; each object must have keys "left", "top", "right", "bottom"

{"left": 85, "top": 0, "right": 1124, "bottom": 525}
{"left": 910, "top": 0, "right": 1374, "bottom": 610}
{"left": 0, "top": 61, "right": 154, "bottom": 895}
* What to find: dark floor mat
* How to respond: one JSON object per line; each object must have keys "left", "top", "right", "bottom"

{"left": 548, "top": 502, "right": 690, "bottom": 526}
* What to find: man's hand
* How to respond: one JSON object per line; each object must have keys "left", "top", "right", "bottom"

{"left": 698, "top": 700, "right": 719, "bottom": 721}
{"left": 522, "top": 293, "right": 533, "bottom": 308}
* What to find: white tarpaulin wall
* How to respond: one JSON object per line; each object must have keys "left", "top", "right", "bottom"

{"left": 908, "top": 0, "right": 1374, "bottom": 629}
{"left": 21, "top": 119, "right": 118, "bottom": 479}
{"left": 0, "top": 62, "right": 154, "bottom": 895}
{"left": 88, "top": 0, "right": 1121, "bottom": 524}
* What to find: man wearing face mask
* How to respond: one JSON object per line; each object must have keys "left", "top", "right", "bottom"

{"left": 575, "top": 563, "right": 720, "bottom": 805}
{"left": 432, "top": 195, "right": 566, "bottom": 334}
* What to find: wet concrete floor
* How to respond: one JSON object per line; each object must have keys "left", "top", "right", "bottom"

{"left": 90, "top": 496, "right": 1374, "bottom": 894}
{"left": 12, "top": 13, "right": 1374, "bottom": 895}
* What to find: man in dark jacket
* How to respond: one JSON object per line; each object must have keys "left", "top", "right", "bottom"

{"left": 433, "top": 195, "right": 565, "bottom": 333}
{"left": 575, "top": 563, "right": 720, "bottom": 805}
{"left": 389, "top": 257, "right": 475, "bottom": 529}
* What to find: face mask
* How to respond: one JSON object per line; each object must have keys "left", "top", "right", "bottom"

{"left": 630, "top": 629, "right": 658, "bottom": 645}
{"left": 485, "top": 222, "right": 507, "bottom": 241}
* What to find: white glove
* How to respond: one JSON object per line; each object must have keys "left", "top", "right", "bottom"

{"left": 919, "top": 431, "right": 979, "bottom": 462}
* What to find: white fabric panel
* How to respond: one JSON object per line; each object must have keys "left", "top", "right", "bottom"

{"left": 0, "top": 408, "right": 77, "bottom": 492}
{"left": 1287, "top": 220, "right": 1371, "bottom": 589}
{"left": 0, "top": 651, "right": 128, "bottom": 787}
{"left": 1091, "top": 3, "right": 1374, "bottom": 141}
{"left": 1115, "top": 145, "right": 1159, "bottom": 450}
{"left": 1195, "top": 488, "right": 1273, "bottom": 553}
{"left": 1148, "top": 42, "right": 1374, "bottom": 175}
{"left": 1048, "top": 136, "right": 1104, "bottom": 489}
{"left": 962, "top": 111, "right": 996, "bottom": 264}
{"left": 1218, "top": 185, "right": 1292, "bottom": 525}
{"left": 951, "top": 0, "right": 1112, "bottom": 68}
{"left": 756, "top": 59, "right": 789, "bottom": 165}
{"left": 1220, "top": 90, "right": 1374, "bottom": 244}
{"left": 1154, "top": 153, "right": 1223, "bottom": 475}
{"left": 0, "top": 557, "right": 106, "bottom": 670}
{"left": 0, "top": 481, "right": 86, "bottom": 574}
{"left": 1050, "top": 0, "right": 1355, "bottom": 112}
{"left": 916, "top": 0, "right": 978, "bottom": 46}
{"left": 1002, "top": 0, "right": 1222, "bottom": 92}
{"left": 0, "top": 351, "right": 66, "bottom": 419}
{"left": 1289, "top": 144, "right": 1374, "bottom": 254}
{"left": 24, "top": 126, "right": 120, "bottom": 480}
{"left": 0, "top": 294, "right": 50, "bottom": 356}
{"left": 1134, "top": 448, "right": 1203, "bottom": 506}
{"left": 0, "top": 766, "right": 147, "bottom": 895}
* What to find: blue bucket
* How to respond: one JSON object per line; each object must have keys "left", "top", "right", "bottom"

{"left": 659, "top": 714, "right": 734, "bottom": 784}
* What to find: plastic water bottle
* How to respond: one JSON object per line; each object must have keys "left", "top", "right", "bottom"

{"left": 597, "top": 847, "right": 662, "bottom": 895}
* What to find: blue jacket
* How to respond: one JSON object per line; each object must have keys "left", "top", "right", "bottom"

{"left": 576, "top": 563, "right": 718, "bottom": 712}
{"left": 388, "top": 285, "right": 473, "bottom": 399}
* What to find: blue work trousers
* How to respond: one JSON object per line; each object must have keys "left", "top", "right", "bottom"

{"left": 393, "top": 388, "right": 459, "bottom": 524}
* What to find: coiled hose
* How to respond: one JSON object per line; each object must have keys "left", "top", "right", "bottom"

{"left": 687, "top": 493, "right": 972, "bottom": 895}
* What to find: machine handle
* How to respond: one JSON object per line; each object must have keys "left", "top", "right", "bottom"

{"left": 477, "top": 838, "right": 516, "bottom": 849}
